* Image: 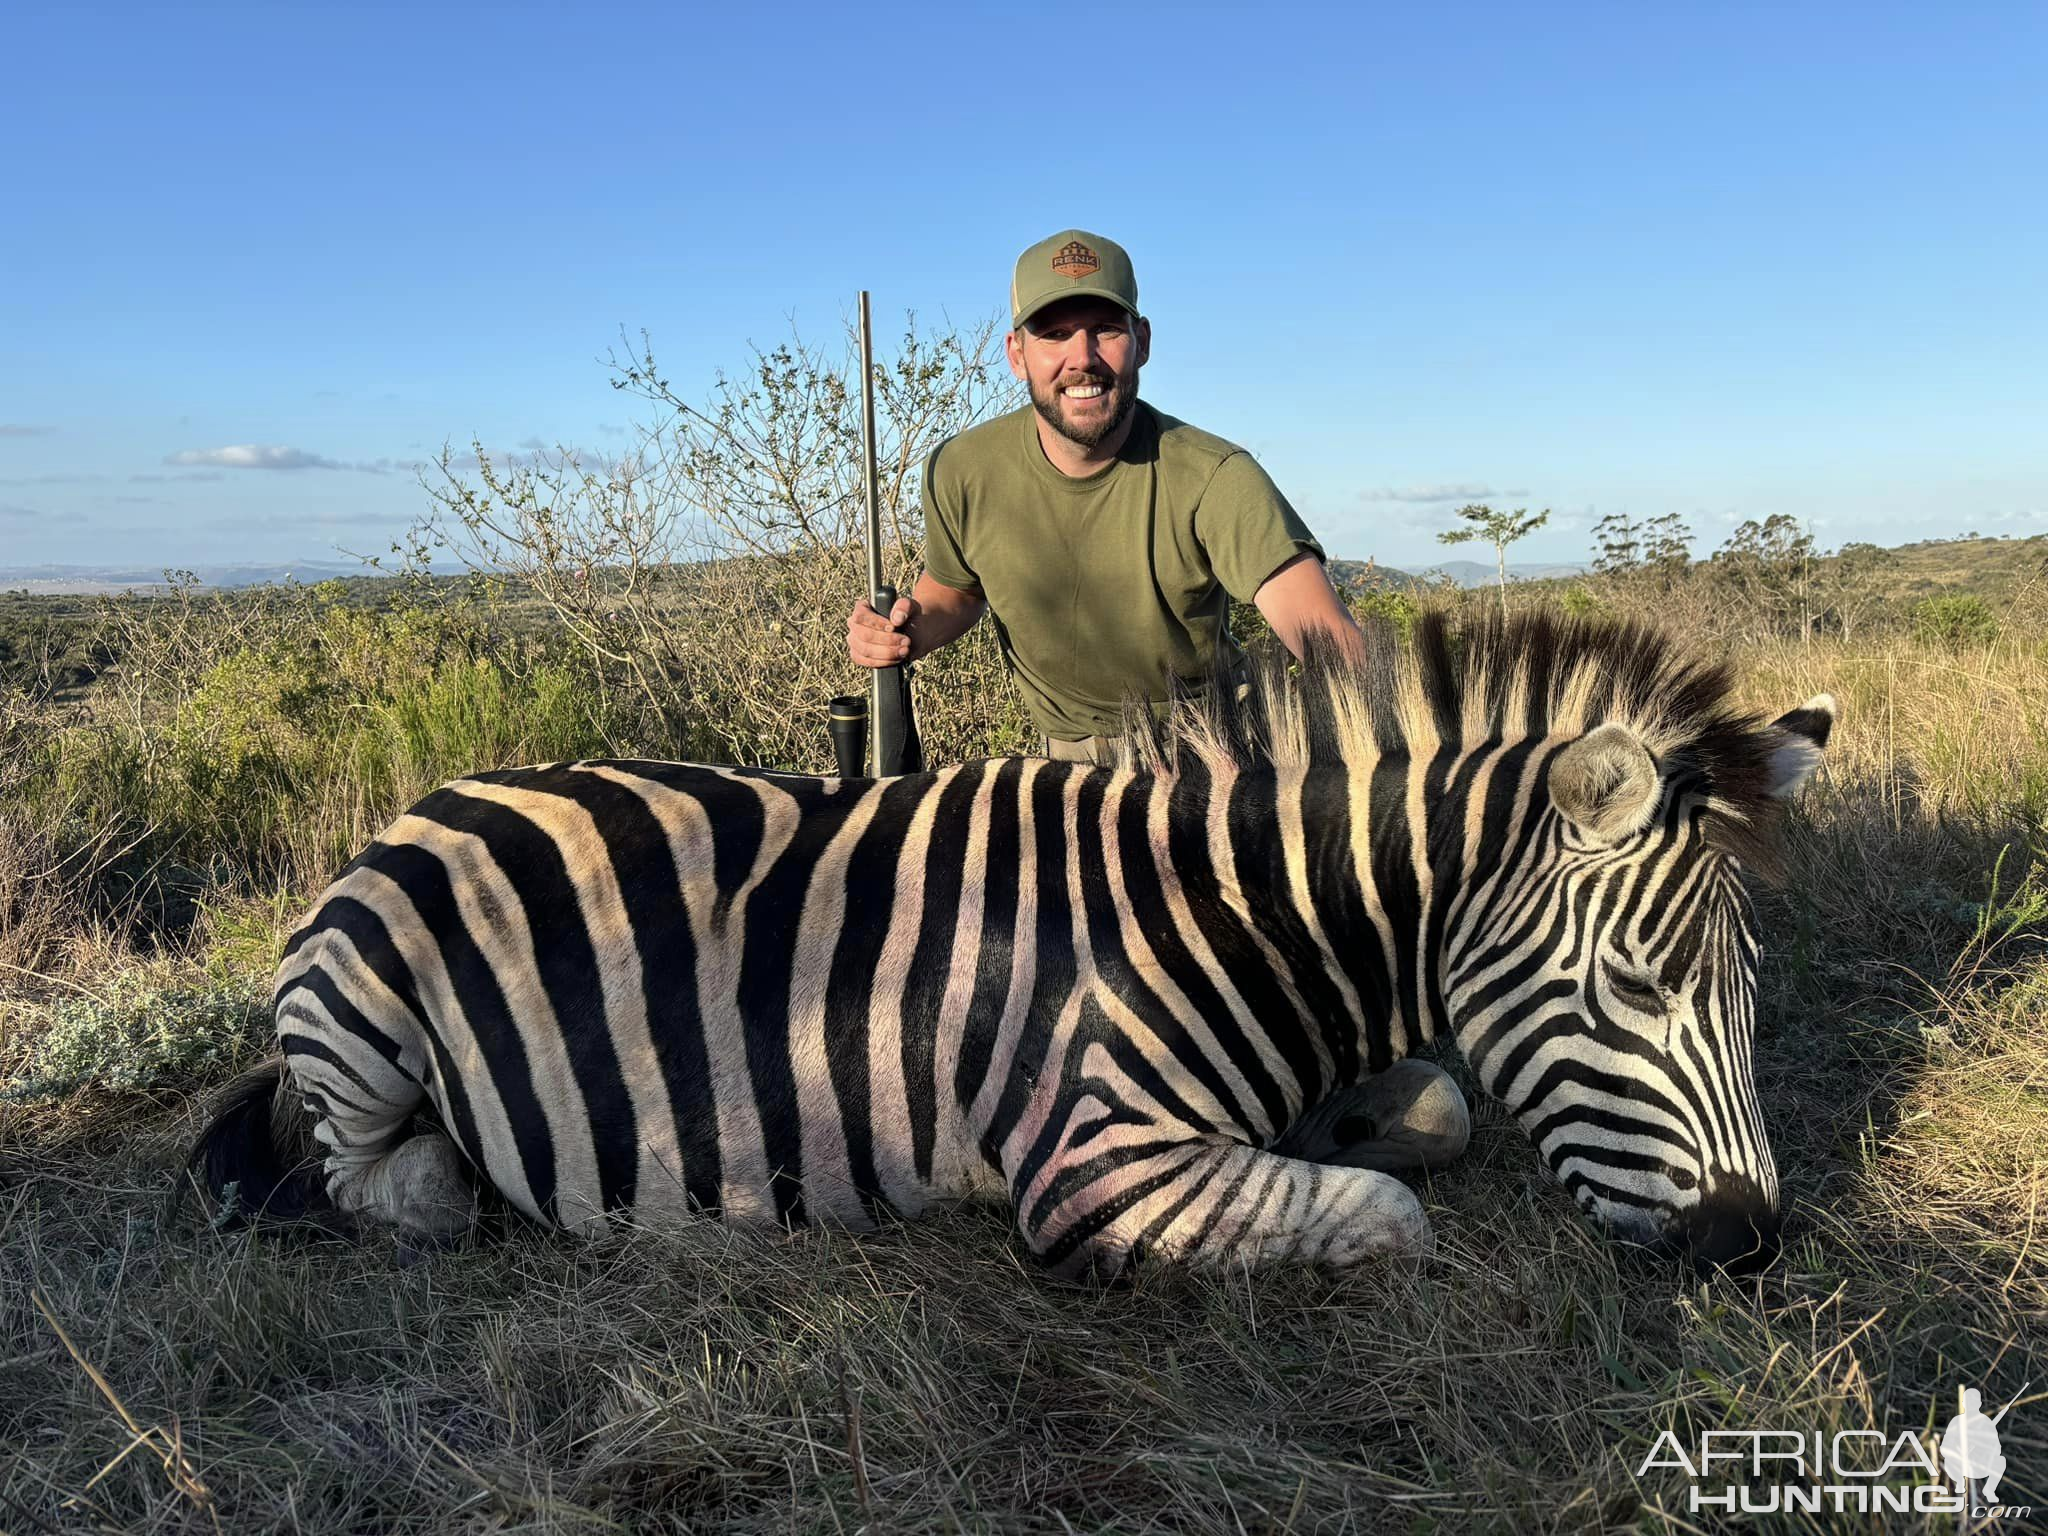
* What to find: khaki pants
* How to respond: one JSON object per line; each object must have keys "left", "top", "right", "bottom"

{"left": 1043, "top": 733, "right": 1119, "bottom": 765}
{"left": 1041, "top": 674, "right": 1251, "bottom": 766}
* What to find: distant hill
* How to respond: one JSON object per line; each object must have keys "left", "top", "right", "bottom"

{"left": 1326, "top": 558, "right": 1423, "bottom": 591}
{"left": 1387, "top": 535, "right": 2046, "bottom": 599}
{"left": 1498, "top": 532, "right": 2047, "bottom": 602}
{"left": 1325, "top": 557, "right": 1588, "bottom": 591}
{"left": 7, "top": 534, "right": 2036, "bottom": 603}
{"left": 1415, "top": 558, "right": 1590, "bottom": 587}
{"left": 0, "top": 561, "right": 362, "bottom": 595}
{"left": 1850, "top": 532, "right": 2046, "bottom": 604}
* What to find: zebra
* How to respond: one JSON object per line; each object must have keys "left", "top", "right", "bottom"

{"left": 191, "top": 610, "right": 1833, "bottom": 1277}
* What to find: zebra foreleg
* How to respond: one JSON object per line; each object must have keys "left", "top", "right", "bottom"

{"left": 1022, "top": 1138, "right": 1428, "bottom": 1280}
{"left": 277, "top": 989, "right": 478, "bottom": 1256}
{"left": 1269, "top": 1059, "right": 1471, "bottom": 1172}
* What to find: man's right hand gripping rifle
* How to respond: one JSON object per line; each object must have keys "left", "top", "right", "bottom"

{"left": 845, "top": 576, "right": 986, "bottom": 671}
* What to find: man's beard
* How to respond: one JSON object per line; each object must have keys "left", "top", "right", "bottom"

{"left": 1029, "top": 367, "right": 1139, "bottom": 449}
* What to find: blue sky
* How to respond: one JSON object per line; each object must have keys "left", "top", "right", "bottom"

{"left": 2, "top": 3, "right": 2042, "bottom": 574}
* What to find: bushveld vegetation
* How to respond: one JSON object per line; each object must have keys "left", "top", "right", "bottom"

{"left": 2, "top": 319, "right": 2042, "bottom": 1533}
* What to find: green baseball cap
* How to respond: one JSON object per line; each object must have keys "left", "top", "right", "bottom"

{"left": 1010, "top": 229, "right": 1139, "bottom": 330}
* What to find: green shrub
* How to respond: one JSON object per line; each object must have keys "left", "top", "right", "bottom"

{"left": 1911, "top": 593, "right": 1999, "bottom": 647}
{"left": 1352, "top": 588, "right": 1422, "bottom": 636}
{"left": 1559, "top": 586, "right": 1606, "bottom": 619}
{"left": 30, "top": 586, "right": 615, "bottom": 904}
{"left": 351, "top": 656, "right": 608, "bottom": 805}
{"left": 1228, "top": 599, "right": 1272, "bottom": 651}
{"left": 2, "top": 974, "right": 270, "bottom": 1101}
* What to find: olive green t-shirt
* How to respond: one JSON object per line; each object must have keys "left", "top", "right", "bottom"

{"left": 922, "top": 402, "right": 1324, "bottom": 741}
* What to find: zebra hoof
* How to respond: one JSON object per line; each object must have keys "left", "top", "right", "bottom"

{"left": 1275, "top": 1060, "right": 1471, "bottom": 1171}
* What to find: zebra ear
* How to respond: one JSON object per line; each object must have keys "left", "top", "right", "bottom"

{"left": 1550, "top": 723, "right": 1661, "bottom": 843}
{"left": 1766, "top": 693, "right": 1835, "bottom": 798}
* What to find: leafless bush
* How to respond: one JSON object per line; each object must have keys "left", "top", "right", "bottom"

{"left": 415, "top": 312, "right": 1031, "bottom": 768}
{"left": 89, "top": 573, "right": 311, "bottom": 741}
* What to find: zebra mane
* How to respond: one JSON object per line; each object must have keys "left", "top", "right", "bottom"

{"left": 1117, "top": 607, "right": 1796, "bottom": 877}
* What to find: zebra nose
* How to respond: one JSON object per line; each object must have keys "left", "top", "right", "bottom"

{"left": 1679, "top": 1179, "right": 1781, "bottom": 1274}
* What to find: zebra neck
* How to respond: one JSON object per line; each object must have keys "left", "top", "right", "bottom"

{"left": 1420, "top": 736, "right": 1566, "bottom": 1066}
{"left": 1349, "top": 754, "right": 1461, "bottom": 1067}
{"left": 1162, "top": 758, "right": 1457, "bottom": 1094}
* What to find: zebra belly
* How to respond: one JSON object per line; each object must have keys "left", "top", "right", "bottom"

{"left": 277, "top": 922, "right": 1005, "bottom": 1237}
{"left": 272, "top": 760, "right": 1007, "bottom": 1239}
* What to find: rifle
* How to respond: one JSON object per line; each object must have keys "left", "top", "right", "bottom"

{"left": 829, "top": 291, "right": 923, "bottom": 779}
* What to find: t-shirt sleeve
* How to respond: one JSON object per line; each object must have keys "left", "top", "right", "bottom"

{"left": 918, "top": 443, "right": 981, "bottom": 593}
{"left": 1194, "top": 450, "right": 1326, "bottom": 601}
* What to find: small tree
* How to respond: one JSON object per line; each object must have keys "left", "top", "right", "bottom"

{"left": 1439, "top": 503, "right": 1551, "bottom": 621}
{"left": 1640, "top": 513, "right": 1693, "bottom": 585}
{"left": 1590, "top": 510, "right": 1642, "bottom": 579}
{"left": 1711, "top": 514, "right": 1819, "bottom": 641}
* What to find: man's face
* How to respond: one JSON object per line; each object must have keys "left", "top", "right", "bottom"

{"left": 1006, "top": 297, "right": 1151, "bottom": 450}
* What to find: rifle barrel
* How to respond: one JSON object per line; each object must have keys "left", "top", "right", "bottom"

{"left": 859, "top": 291, "right": 883, "bottom": 605}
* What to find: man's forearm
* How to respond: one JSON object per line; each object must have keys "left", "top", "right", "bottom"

{"left": 905, "top": 571, "right": 988, "bottom": 662}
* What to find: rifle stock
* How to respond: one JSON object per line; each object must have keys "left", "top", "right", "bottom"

{"left": 868, "top": 585, "right": 921, "bottom": 777}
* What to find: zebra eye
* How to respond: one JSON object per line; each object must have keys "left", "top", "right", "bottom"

{"left": 1605, "top": 966, "right": 1667, "bottom": 1013}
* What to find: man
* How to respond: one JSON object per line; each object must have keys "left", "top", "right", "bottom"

{"left": 846, "top": 229, "right": 1360, "bottom": 763}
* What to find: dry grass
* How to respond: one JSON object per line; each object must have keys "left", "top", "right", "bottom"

{"left": 2, "top": 631, "right": 2043, "bottom": 1534}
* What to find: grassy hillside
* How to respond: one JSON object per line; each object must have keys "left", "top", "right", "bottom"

{"left": 1, "top": 552, "right": 2042, "bottom": 1532}
{"left": 1855, "top": 531, "right": 2048, "bottom": 604}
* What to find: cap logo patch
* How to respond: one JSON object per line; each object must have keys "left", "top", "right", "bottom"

{"left": 1051, "top": 240, "right": 1100, "bottom": 281}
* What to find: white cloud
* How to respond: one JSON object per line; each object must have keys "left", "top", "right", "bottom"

{"left": 166, "top": 445, "right": 345, "bottom": 471}
{"left": 0, "top": 502, "right": 87, "bottom": 524}
{"left": 1357, "top": 483, "right": 1527, "bottom": 504}
{"left": 164, "top": 445, "right": 401, "bottom": 474}
{"left": 0, "top": 424, "right": 53, "bottom": 438}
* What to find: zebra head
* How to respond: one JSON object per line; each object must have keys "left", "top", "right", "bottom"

{"left": 1446, "top": 694, "right": 1835, "bottom": 1271}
